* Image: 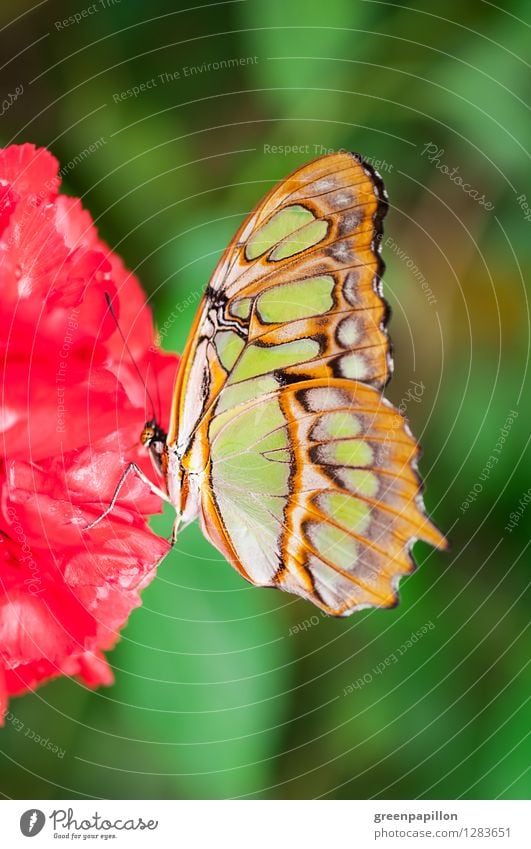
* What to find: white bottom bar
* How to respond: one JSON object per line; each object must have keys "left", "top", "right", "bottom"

{"left": 1, "top": 799, "right": 528, "bottom": 848}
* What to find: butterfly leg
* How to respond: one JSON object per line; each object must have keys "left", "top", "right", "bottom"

{"left": 83, "top": 462, "right": 172, "bottom": 531}
{"left": 170, "top": 516, "right": 181, "bottom": 547}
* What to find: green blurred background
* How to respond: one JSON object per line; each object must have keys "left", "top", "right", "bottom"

{"left": 1, "top": 0, "right": 529, "bottom": 800}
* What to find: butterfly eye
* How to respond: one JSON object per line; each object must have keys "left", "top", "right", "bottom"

{"left": 140, "top": 426, "right": 155, "bottom": 446}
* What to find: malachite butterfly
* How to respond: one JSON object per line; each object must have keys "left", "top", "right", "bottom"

{"left": 109, "top": 152, "right": 447, "bottom": 616}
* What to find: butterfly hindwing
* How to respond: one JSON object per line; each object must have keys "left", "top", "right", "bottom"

{"left": 202, "top": 378, "right": 445, "bottom": 615}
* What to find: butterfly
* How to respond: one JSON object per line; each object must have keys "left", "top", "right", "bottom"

{"left": 101, "top": 152, "right": 447, "bottom": 616}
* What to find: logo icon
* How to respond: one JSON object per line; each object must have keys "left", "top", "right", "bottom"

{"left": 20, "top": 810, "right": 46, "bottom": 837}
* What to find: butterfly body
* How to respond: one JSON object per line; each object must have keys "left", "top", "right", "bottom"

{"left": 150, "top": 152, "right": 446, "bottom": 615}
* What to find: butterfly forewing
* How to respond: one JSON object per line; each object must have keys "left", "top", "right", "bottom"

{"left": 168, "top": 152, "right": 389, "bottom": 447}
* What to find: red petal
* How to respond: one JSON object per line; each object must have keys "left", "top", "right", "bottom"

{"left": 0, "top": 143, "right": 60, "bottom": 200}
{"left": 0, "top": 185, "right": 19, "bottom": 236}
{"left": 0, "top": 144, "right": 179, "bottom": 715}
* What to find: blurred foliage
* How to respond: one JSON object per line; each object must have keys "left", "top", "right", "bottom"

{"left": 0, "top": 0, "right": 529, "bottom": 800}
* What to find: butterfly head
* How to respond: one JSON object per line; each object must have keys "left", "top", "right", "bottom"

{"left": 140, "top": 418, "right": 167, "bottom": 476}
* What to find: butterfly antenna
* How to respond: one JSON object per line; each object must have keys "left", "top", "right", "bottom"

{"left": 104, "top": 291, "right": 157, "bottom": 421}
{"left": 153, "top": 352, "right": 163, "bottom": 423}
{"left": 145, "top": 354, "right": 163, "bottom": 426}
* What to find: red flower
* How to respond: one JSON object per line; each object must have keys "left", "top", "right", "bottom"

{"left": 0, "top": 144, "right": 178, "bottom": 719}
